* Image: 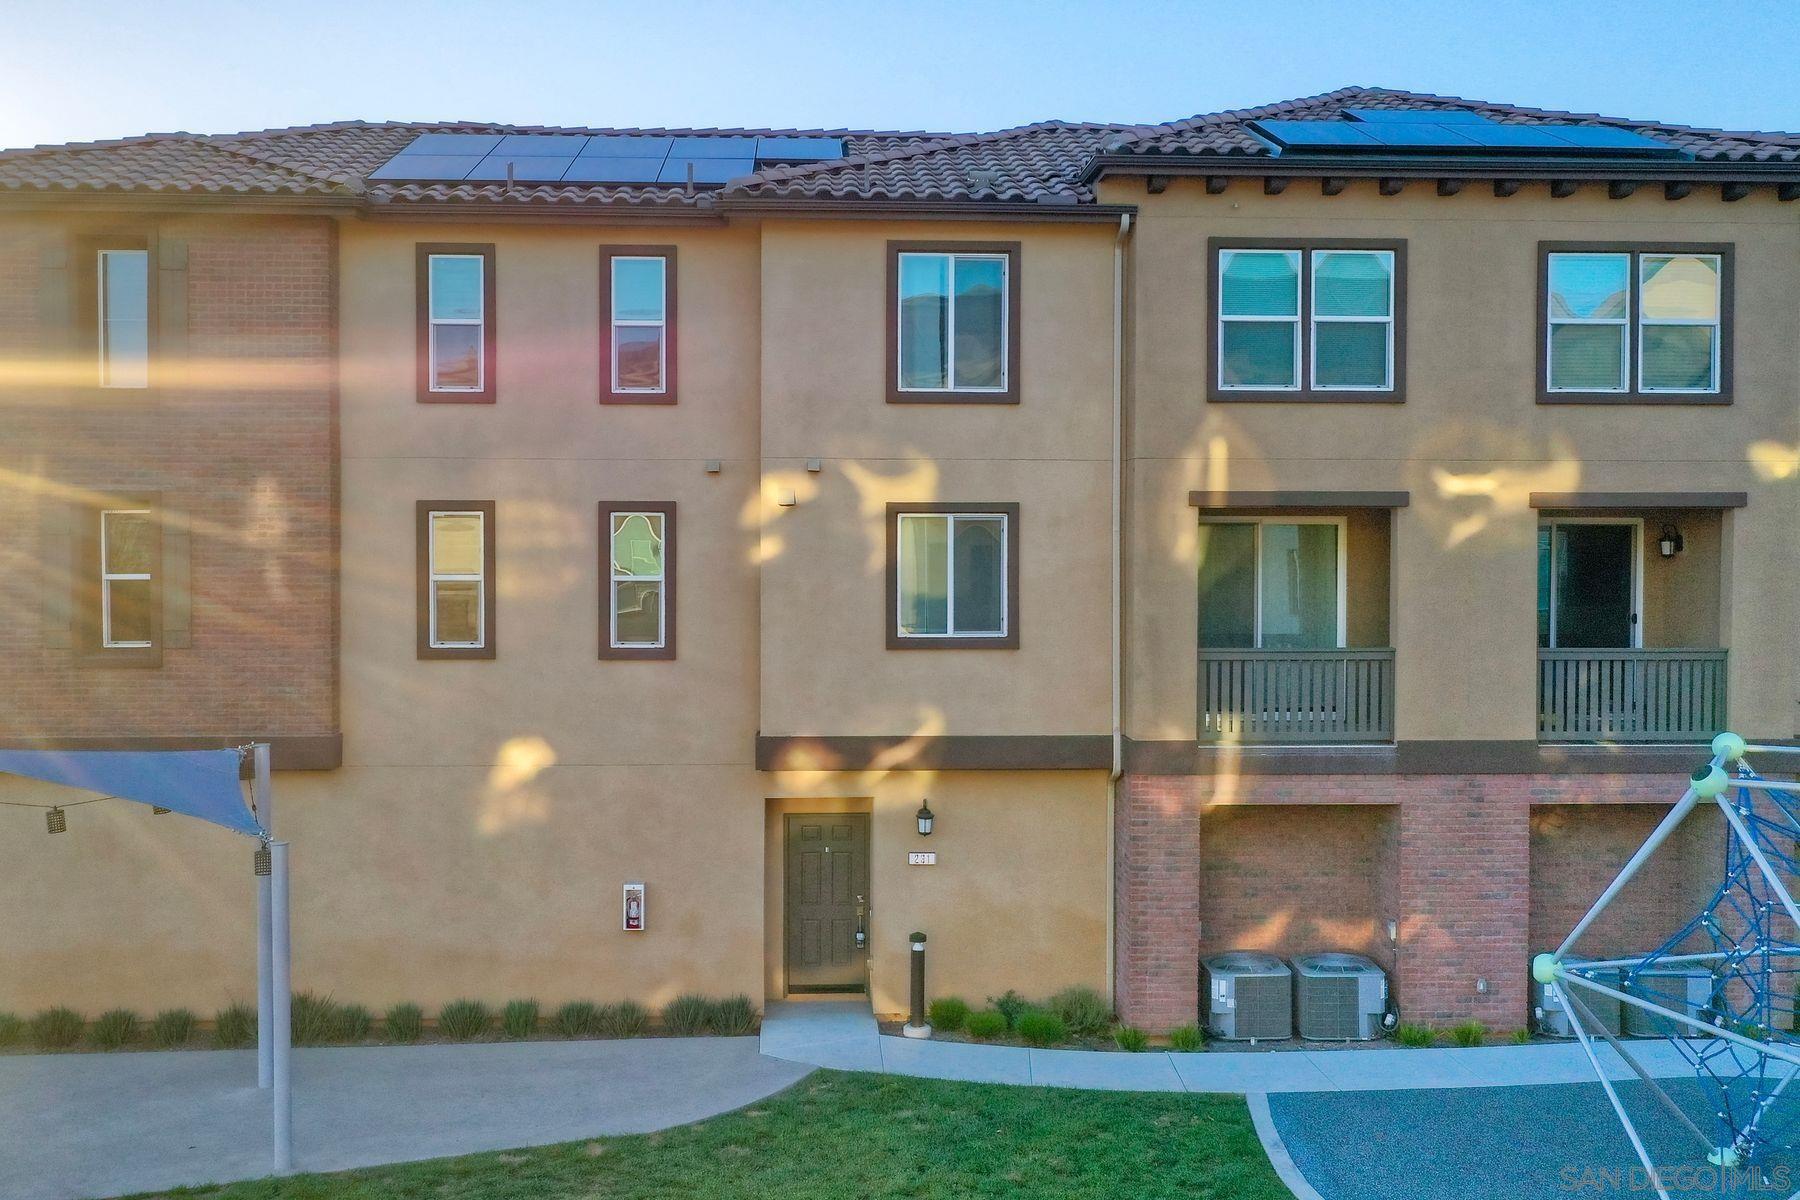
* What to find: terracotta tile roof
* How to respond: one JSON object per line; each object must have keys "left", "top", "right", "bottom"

{"left": 3, "top": 89, "right": 1794, "bottom": 209}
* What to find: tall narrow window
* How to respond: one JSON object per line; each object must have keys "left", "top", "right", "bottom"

{"left": 1540, "top": 244, "right": 1729, "bottom": 402}
{"left": 1212, "top": 241, "right": 1402, "bottom": 398}
{"left": 417, "top": 502, "right": 496, "bottom": 658}
{"left": 1196, "top": 519, "right": 1345, "bottom": 649}
{"left": 600, "top": 502, "right": 676, "bottom": 659}
{"left": 98, "top": 249, "right": 149, "bottom": 388}
{"left": 886, "top": 504, "right": 1019, "bottom": 648}
{"left": 888, "top": 243, "right": 1019, "bottom": 403}
{"left": 100, "top": 508, "right": 155, "bottom": 647}
{"left": 417, "top": 244, "right": 496, "bottom": 402}
{"left": 602, "top": 247, "right": 676, "bottom": 402}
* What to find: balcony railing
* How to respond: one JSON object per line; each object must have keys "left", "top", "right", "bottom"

{"left": 1538, "top": 649, "right": 1728, "bottom": 743}
{"left": 1198, "top": 648, "right": 1396, "bottom": 744}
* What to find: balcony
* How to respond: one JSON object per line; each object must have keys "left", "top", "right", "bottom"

{"left": 1537, "top": 648, "right": 1727, "bottom": 744}
{"left": 1198, "top": 648, "right": 1396, "bottom": 744}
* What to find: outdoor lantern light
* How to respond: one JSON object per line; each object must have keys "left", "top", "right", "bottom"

{"left": 1659, "top": 523, "right": 1684, "bottom": 558}
{"left": 46, "top": 807, "right": 66, "bottom": 835}
{"left": 916, "top": 801, "right": 935, "bottom": 837}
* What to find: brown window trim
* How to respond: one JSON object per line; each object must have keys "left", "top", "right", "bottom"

{"left": 599, "top": 501, "right": 676, "bottom": 660}
{"left": 416, "top": 243, "right": 497, "bottom": 404}
{"left": 74, "top": 233, "right": 159, "bottom": 398}
{"left": 886, "top": 241, "right": 1021, "bottom": 405}
{"left": 416, "top": 501, "right": 496, "bottom": 660}
{"left": 599, "top": 246, "right": 677, "bottom": 405}
{"left": 1536, "top": 241, "right": 1733, "bottom": 406}
{"left": 1206, "top": 237, "right": 1408, "bottom": 404}
{"left": 884, "top": 502, "right": 1020, "bottom": 650}
{"left": 75, "top": 490, "right": 163, "bottom": 669}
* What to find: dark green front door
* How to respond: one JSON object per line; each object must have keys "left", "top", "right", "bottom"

{"left": 784, "top": 814, "right": 869, "bottom": 994}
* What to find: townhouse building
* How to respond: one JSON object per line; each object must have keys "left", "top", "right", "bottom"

{"left": 1, "top": 88, "right": 1795, "bottom": 1032}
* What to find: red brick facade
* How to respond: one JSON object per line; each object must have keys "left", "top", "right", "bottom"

{"left": 0, "top": 215, "right": 337, "bottom": 747}
{"left": 1115, "top": 772, "right": 1721, "bottom": 1032}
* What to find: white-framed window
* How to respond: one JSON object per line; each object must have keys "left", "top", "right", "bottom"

{"left": 427, "top": 254, "right": 485, "bottom": 392}
{"left": 896, "top": 511, "right": 1008, "bottom": 638}
{"left": 98, "top": 249, "right": 149, "bottom": 389}
{"left": 99, "top": 508, "right": 154, "bottom": 648}
{"left": 1639, "top": 253, "right": 1721, "bottom": 393}
{"left": 1196, "top": 517, "right": 1347, "bottom": 649}
{"left": 1310, "top": 249, "right": 1395, "bottom": 391}
{"left": 609, "top": 511, "right": 666, "bottom": 649}
{"left": 896, "top": 251, "right": 1008, "bottom": 392}
{"left": 1545, "top": 250, "right": 1722, "bottom": 394}
{"left": 1217, "top": 248, "right": 1395, "bottom": 392}
{"left": 609, "top": 256, "right": 667, "bottom": 394}
{"left": 427, "top": 509, "right": 485, "bottom": 648}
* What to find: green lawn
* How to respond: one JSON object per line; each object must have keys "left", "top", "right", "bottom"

{"left": 134, "top": 1070, "right": 1289, "bottom": 1200}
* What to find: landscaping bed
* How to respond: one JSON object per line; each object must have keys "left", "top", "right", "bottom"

{"left": 118, "top": 1069, "right": 1290, "bottom": 1200}
{"left": 0, "top": 991, "right": 759, "bottom": 1055}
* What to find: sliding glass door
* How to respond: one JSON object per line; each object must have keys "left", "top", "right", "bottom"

{"left": 1538, "top": 520, "right": 1640, "bottom": 649}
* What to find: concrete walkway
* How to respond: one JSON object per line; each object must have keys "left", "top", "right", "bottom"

{"left": 0, "top": 1037, "right": 811, "bottom": 1200}
{"left": 759, "top": 1000, "right": 1705, "bottom": 1093}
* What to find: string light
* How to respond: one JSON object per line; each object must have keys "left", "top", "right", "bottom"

{"left": 46, "top": 807, "right": 66, "bottom": 835}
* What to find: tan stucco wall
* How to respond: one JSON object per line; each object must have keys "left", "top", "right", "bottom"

{"left": 762, "top": 771, "right": 1110, "bottom": 1017}
{"left": 756, "top": 219, "right": 1115, "bottom": 738}
{"left": 1114, "top": 178, "right": 1800, "bottom": 742}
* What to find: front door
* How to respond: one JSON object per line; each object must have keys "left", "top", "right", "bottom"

{"left": 1540, "top": 521, "right": 1639, "bottom": 648}
{"left": 784, "top": 814, "right": 869, "bottom": 994}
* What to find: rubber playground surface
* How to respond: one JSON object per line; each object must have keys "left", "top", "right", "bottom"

{"left": 1269, "top": 1077, "right": 1799, "bottom": 1199}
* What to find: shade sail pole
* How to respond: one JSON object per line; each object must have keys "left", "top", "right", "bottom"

{"left": 271, "top": 838, "right": 292, "bottom": 1173}
{"left": 254, "top": 744, "right": 273, "bottom": 1089}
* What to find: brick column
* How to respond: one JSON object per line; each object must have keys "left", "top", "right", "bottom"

{"left": 1114, "top": 775, "right": 1201, "bottom": 1032}
{"left": 1393, "top": 777, "right": 1531, "bottom": 1029}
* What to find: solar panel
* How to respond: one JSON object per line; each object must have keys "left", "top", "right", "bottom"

{"left": 560, "top": 157, "right": 665, "bottom": 183}
{"left": 658, "top": 157, "right": 756, "bottom": 184}
{"left": 1450, "top": 124, "right": 1573, "bottom": 150}
{"left": 1344, "top": 108, "right": 1494, "bottom": 126}
{"left": 464, "top": 154, "right": 578, "bottom": 181}
{"left": 395, "top": 133, "right": 504, "bottom": 156}
{"left": 755, "top": 135, "right": 846, "bottom": 161}
{"left": 1255, "top": 121, "right": 1381, "bottom": 147}
{"left": 579, "top": 135, "right": 673, "bottom": 158}
{"left": 368, "top": 155, "right": 485, "bottom": 181}
{"left": 495, "top": 134, "right": 589, "bottom": 156}
{"left": 1361, "top": 123, "right": 1481, "bottom": 148}
{"left": 369, "top": 130, "right": 849, "bottom": 185}
{"left": 668, "top": 136, "right": 759, "bottom": 158}
{"left": 1544, "top": 125, "right": 1678, "bottom": 153}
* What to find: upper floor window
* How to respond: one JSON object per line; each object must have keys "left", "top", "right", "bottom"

{"left": 600, "top": 502, "right": 676, "bottom": 659}
{"left": 1196, "top": 518, "right": 1345, "bottom": 649}
{"left": 417, "top": 244, "right": 496, "bottom": 403}
{"left": 1209, "top": 239, "right": 1405, "bottom": 401}
{"left": 99, "top": 508, "right": 156, "bottom": 648}
{"left": 888, "top": 242, "right": 1020, "bottom": 403}
{"left": 417, "top": 502, "right": 496, "bottom": 659}
{"left": 601, "top": 248, "right": 676, "bottom": 403}
{"left": 1541, "top": 245, "right": 1730, "bottom": 403}
{"left": 97, "top": 248, "right": 149, "bottom": 389}
{"left": 886, "top": 504, "right": 1019, "bottom": 648}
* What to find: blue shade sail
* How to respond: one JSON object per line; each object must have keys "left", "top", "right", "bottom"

{"left": 0, "top": 749, "right": 263, "bottom": 836}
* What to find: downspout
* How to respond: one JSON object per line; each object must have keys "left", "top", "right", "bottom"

{"left": 1107, "top": 212, "right": 1133, "bottom": 1004}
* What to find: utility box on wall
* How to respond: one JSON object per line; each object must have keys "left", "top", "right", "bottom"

{"left": 623, "top": 882, "right": 645, "bottom": 931}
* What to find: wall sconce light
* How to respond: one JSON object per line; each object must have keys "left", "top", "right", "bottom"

{"left": 1385, "top": 918, "right": 1399, "bottom": 945}
{"left": 916, "top": 801, "right": 935, "bottom": 836}
{"left": 1658, "top": 524, "right": 1684, "bottom": 558}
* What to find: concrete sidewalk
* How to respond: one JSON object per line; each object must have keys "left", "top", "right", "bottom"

{"left": 759, "top": 1000, "right": 1706, "bottom": 1093}
{"left": 0, "top": 1037, "right": 811, "bottom": 1200}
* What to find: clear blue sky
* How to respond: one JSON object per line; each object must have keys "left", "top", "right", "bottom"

{"left": 4, "top": 0, "right": 1798, "bottom": 150}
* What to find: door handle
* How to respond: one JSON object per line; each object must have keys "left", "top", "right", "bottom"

{"left": 855, "top": 895, "right": 866, "bottom": 948}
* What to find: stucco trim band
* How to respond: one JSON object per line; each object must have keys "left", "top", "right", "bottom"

{"left": 756, "top": 734, "right": 1112, "bottom": 771}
